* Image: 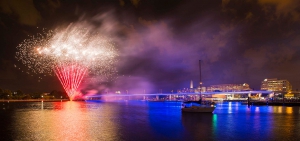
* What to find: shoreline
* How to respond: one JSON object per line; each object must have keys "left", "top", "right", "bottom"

{"left": 0, "top": 99, "right": 70, "bottom": 102}
{"left": 241, "top": 101, "right": 300, "bottom": 106}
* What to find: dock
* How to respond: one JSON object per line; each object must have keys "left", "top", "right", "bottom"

{"left": 242, "top": 100, "right": 300, "bottom": 106}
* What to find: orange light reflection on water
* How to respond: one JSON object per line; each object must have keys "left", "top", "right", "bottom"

{"left": 286, "top": 107, "right": 293, "bottom": 114}
{"left": 51, "top": 101, "right": 89, "bottom": 140}
{"left": 272, "top": 106, "right": 283, "bottom": 113}
{"left": 12, "top": 101, "right": 120, "bottom": 141}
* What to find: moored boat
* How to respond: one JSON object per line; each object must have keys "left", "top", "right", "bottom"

{"left": 181, "top": 60, "right": 216, "bottom": 113}
{"left": 181, "top": 101, "right": 216, "bottom": 113}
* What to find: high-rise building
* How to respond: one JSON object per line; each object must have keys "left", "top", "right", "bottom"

{"left": 261, "top": 78, "right": 292, "bottom": 92}
{"left": 206, "top": 83, "right": 251, "bottom": 92}
{"left": 190, "top": 80, "right": 193, "bottom": 89}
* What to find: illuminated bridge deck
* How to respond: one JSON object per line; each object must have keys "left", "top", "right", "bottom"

{"left": 84, "top": 90, "right": 274, "bottom": 99}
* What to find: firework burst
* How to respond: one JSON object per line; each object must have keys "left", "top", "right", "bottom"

{"left": 16, "top": 24, "right": 118, "bottom": 100}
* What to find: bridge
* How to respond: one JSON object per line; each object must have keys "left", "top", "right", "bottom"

{"left": 84, "top": 90, "right": 275, "bottom": 101}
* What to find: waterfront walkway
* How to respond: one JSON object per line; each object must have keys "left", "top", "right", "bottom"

{"left": 244, "top": 99, "right": 300, "bottom": 106}
{"left": 0, "top": 99, "right": 69, "bottom": 102}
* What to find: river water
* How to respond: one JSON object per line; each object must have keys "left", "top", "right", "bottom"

{"left": 0, "top": 101, "right": 300, "bottom": 141}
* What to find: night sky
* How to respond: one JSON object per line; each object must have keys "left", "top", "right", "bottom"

{"left": 1, "top": 0, "right": 300, "bottom": 94}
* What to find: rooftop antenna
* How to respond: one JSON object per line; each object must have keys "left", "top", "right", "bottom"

{"left": 199, "top": 60, "right": 202, "bottom": 100}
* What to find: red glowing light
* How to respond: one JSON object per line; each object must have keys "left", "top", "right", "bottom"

{"left": 54, "top": 64, "right": 87, "bottom": 100}
{"left": 16, "top": 24, "right": 118, "bottom": 101}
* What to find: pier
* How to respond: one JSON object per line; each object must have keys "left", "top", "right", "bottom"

{"left": 84, "top": 90, "right": 274, "bottom": 101}
{"left": 245, "top": 99, "right": 300, "bottom": 106}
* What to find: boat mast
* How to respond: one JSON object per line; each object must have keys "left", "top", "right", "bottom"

{"left": 199, "top": 60, "right": 202, "bottom": 100}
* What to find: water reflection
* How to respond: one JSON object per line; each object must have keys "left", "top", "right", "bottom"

{"left": 147, "top": 102, "right": 185, "bottom": 140}
{"left": 1, "top": 101, "right": 300, "bottom": 140}
{"left": 212, "top": 114, "right": 218, "bottom": 136}
{"left": 11, "top": 101, "right": 120, "bottom": 140}
{"left": 181, "top": 113, "right": 215, "bottom": 140}
{"left": 219, "top": 103, "right": 300, "bottom": 140}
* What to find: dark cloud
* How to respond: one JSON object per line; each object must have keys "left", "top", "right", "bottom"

{"left": 1, "top": 0, "right": 300, "bottom": 93}
{"left": 258, "top": 0, "right": 300, "bottom": 21}
{"left": 130, "top": 0, "right": 140, "bottom": 7}
{"left": 0, "top": 0, "right": 41, "bottom": 26}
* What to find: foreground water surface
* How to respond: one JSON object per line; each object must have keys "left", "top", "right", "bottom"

{"left": 0, "top": 101, "right": 300, "bottom": 141}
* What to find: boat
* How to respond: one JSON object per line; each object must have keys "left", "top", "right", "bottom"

{"left": 181, "top": 101, "right": 216, "bottom": 113}
{"left": 181, "top": 60, "right": 216, "bottom": 113}
{"left": 180, "top": 60, "right": 216, "bottom": 113}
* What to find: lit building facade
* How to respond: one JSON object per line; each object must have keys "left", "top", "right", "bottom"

{"left": 206, "top": 83, "right": 251, "bottom": 92}
{"left": 194, "top": 86, "right": 206, "bottom": 93}
{"left": 261, "top": 78, "right": 292, "bottom": 92}
{"left": 189, "top": 80, "right": 194, "bottom": 92}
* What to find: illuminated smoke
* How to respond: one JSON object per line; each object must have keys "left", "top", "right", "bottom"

{"left": 16, "top": 23, "right": 118, "bottom": 100}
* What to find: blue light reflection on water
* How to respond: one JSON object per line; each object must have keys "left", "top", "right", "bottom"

{"left": 147, "top": 101, "right": 187, "bottom": 140}
{"left": 1, "top": 101, "right": 300, "bottom": 140}
{"left": 212, "top": 102, "right": 300, "bottom": 141}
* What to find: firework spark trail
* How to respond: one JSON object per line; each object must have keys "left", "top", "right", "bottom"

{"left": 16, "top": 23, "right": 118, "bottom": 100}
{"left": 54, "top": 64, "right": 88, "bottom": 99}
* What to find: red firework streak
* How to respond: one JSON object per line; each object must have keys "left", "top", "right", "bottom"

{"left": 54, "top": 64, "right": 87, "bottom": 100}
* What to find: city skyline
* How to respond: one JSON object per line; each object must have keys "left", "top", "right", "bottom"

{"left": 181, "top": 78, "right": 291, "bottom": 92}
{"left": 0, "top": 77, "right": 292, "bottom": 95}
{"left": 1, "top": 0, "right": 300, "bottom": 94}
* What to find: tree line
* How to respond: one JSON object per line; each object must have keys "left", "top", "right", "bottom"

{"left": 0, "top": 88, "right": 68, "bottom": 100}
